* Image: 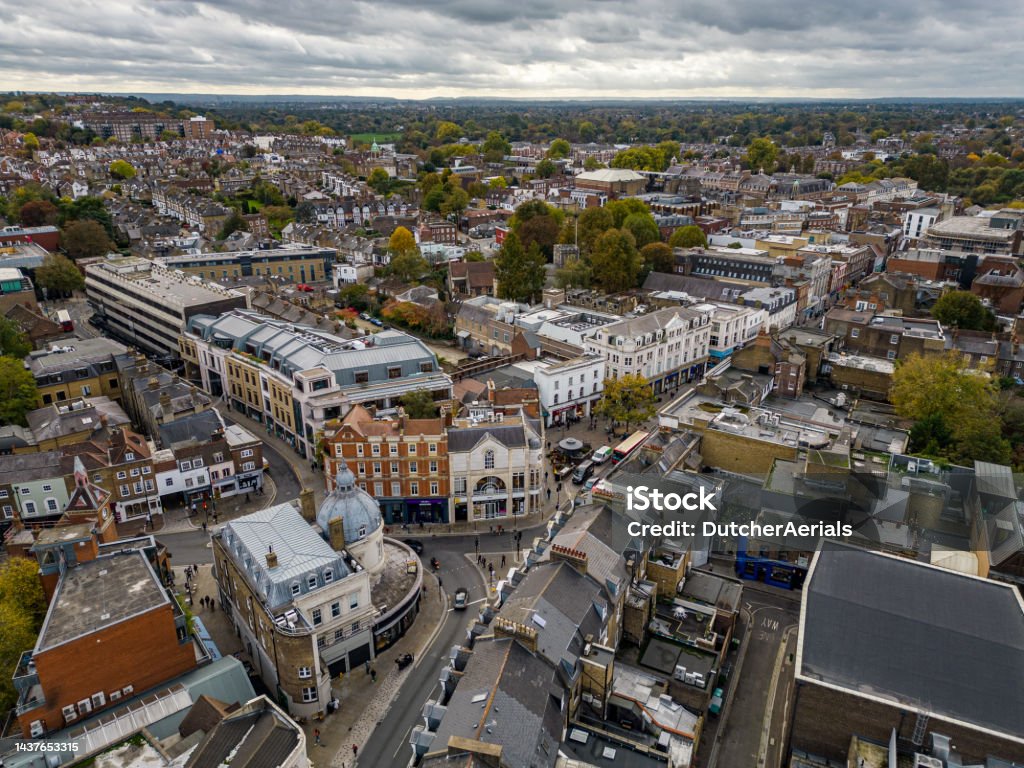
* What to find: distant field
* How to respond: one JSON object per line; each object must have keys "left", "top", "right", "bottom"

{"left": 350, "top": 132, "right": 402, "bottom": 144}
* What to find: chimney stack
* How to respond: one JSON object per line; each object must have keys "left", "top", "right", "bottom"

{"left": 159, "top": 392, "right": 171, "bottom": 411}
{"left": 493, "top": 617, "right": 538, "bottom": 654}
{"left": 550, "top": 544, "right": 589, "bottom": 575}
{"left": 148, "top": 377, "right": 159, "bottom": 391}
{"left": 265, "top": 545, "right": 278, "bottom": 569}
{"left": 328, "top": 516, "right": 346, "bottom": 551}
{"left": 299, "top": 488, "right": 315, "bottom": 522}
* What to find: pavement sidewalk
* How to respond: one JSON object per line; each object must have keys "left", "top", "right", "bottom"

{"left": 135, "top": 474, "right": 279, "bottom": 536}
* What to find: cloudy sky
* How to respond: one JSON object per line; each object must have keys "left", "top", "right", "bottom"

{"left": 1, "top": 0, "right": 1022, "bottom": 99}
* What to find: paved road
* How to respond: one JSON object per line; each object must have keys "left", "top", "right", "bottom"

{"left": 354, "top": 526, "right": 544, "bottom": 767}
{"left": 220, "top": 412, "right": 304, "bottom": 503}
{"left": 712, "top": 587, "right": 799, "bottom": 768}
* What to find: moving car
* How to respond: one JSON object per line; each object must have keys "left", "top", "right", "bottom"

{"left": 583, "top": 476, "right": 600, "bottom": 492}
{"left": 403, "top": 539, "right": 424, "bottom": 554}
{"left": 572, "top": 460, "right": 595, "bottom": 485}
{"left": 453, "top": 587, "right": 469, "bottom": 610}
{"left": 591, "top": 446, "right": 613, "bottom": 464}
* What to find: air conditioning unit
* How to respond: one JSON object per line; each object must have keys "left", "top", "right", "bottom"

{"left": 91, "top": 692, "right": 106, "bottom": 708}
{"left": 122, "top": 685, "right": 134, "bottom": 696}
{"left": 110, "top": 690, "right": 122, "bottom": 702}
{"left": 30, "top": 720, "right": 45, "bottom": 738}
{"left": 77, "top": 698, "right": 92, "bottom": 715}
{"left": 62, "top": 704, "right": 78, "bottom": 723}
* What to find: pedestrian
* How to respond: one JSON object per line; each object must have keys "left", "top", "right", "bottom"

{"left": 352, "top": 744, "right": 358, "bottom": 758}
{"left": 421, "top": 585, "right": 426, "bottom": 596}
{"left": 546, "top": 488, "right": 552, "bottom": 501}
{"left": 196, "top": 594, "right": 202, "bottom": 607}
{"left": 314, "top": 728, "right": 320, "bottom": 746}
{"left": 371, "top": 668, "right": 377, "bottom": 683}
{"left": 364, "top": 660, "right": 371, "bottom": 675}
{"left": 202, "top": 521, "right": 207, "bottom": 532}
{"left": 501, "top": 554, "right": 506, "bottom": 567}
{"left": 489, "top": 525, "right": 493, "bottom": 534}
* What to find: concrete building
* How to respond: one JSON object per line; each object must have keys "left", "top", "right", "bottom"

{"left": 925, "top": 210, "right": 1023, "bottom": 256}
{"left": 790, "top": 543, "right": 1024, "bottom": 764}
{"left": 903, "top": 206, "right": 940, "bottom": 241}
{"left": 85, "top": 258, "right": 247, "bottom": 358}
{"left": 448, "top": 404, "right": 544, "bottom": 522}
{"left": 585, "top": 305, "right": 712, "bottom": 393}
{"left": 27, "top": 337, "right": 129, "bottom": 407}
{"left": 505, "top": 354, "right": 606, "bottom": 426}
{"left": 182, "top": 310, "right": 451, "bottom": 460}
{"left": 154, "top": 244, "right": 337, "bottom": 285}
{"left": 0, "top": 267, "right": 38, "bottom": 315}
{"left": 704, "top": 302, "right": 764, "bottom": 359}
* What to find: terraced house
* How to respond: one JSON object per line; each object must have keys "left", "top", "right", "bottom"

{"left": 181, "top": 310, "right": 452, "bottom": 460}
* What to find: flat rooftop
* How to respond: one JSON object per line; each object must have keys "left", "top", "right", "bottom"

{"left": 799, "top": 543, "right": 1024, "bottom": 742}
{"left": 828, "top": 353, "right": 895, "bottom": 374}
{"left": 27, "top": 337, "right": 128, "bottom": 375}
{"left": 37, "top": 551, "right": 168, "bottom": 652}
{"left": 87, "top": 259, "right": 245, "bottom": 308}
{"left": 663, "top": 393, "right": 830, "bottom": 450}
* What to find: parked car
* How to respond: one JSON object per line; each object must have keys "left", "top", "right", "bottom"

{"left": 296, "top": 284, "right": 314, "bottom": 292}
{"left": 709, "top": 687, "right": 724, "bottom": 716}
{"left": 403, "top": 539, "right": 424, "bottom": 555}
{"left": 370, "top": 318, "right": 384, "bottom": 327}
{"left": 591, "top": 446, "right": 613, "bottom": 464}
{"left": 572, "top": 460, "right": 595, "bottom": 485}
{"left": 453, "top": 587, "right": 469, "bottom": 610}
{"left": 359, "top": 312, "right": 371, "bottom": 320}
{"left": 583, "top": 476, "right": 600, "bottom": 492}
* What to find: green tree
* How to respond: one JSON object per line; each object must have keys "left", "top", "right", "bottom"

{"left": 262, "top": 205, "right": 294, "bottom": 234}
{"left": 518, "top": 215, "right": 560, "bottom": 259}
{"left": 640, "top": 242, "right": 675, "bottom": 274}
{"left": 60, "top": 219, "right": 113, "bottom": 260}
{"left": 931, "top": 290, "right": 995, "bottom": 331}
{"left": 589, "top": 228, "right": 640, "bottom": 293}
{"left": 367, "top": 167, "right": 391, "bottom": 195}
{"left": 387, "top": 238, "right": 429, "bottom": 283}
{"left": 440, "top": 187, "right": 470, "bottom": 237}
{"left": 594, "top": 374, "right": 657, "bottom": 431}
{"left": 610, "top": 146, "right": 664, "bottom": 171}
{"left": 668, "top": 225, "right": 708, "bottom": 249}
{"left": 655, "top": 140, "right": 682, "bottom": 166}
{"left": 622, "top": 212, "right": 660, "bottom": 249}
{"left": 555, "top": 257, "right": 591, "bottom": 289}
{"left": 547, "top": 138, "right": 571, "bottom": 159}
{"left": 481, "top": 131, "right": 511, "bottom": 162}
{"left": 435, "top": 121, "right": 462, "bottom": 143}
{"left": 745, "top": 137, "right": 779, "bottom": 173}
{"left": 22, "top": 132, "right": 39, "bottom": 152}
{"left": 34, "top": 253, "right": 84, "bottom": 297}
{"left": 108, "top": 159, "right": 136, "bottom": 180}
{"left": 401, "top": 389, "right": 439, "bottom": 419}
{"left": 18, "top": 199, "right": 58, "bottom": 227}
{"left": 59, "top": 195, "right": 113, "bottom": 236}
{"left": 575, "top": 206, "right": 615, "bottom": 256}
{"left": 494, "top": 232, "right": 546, "bottom": 303}
{"left": 337, "top": 283, "right": 371, "bottom": 311}
{"left": 0, "top": 356, "right": 37, "bottom": 426}
{"left": 217, "top": 209, "right": 247, "bottom": 240}
{"left": 533, "top": 158, "right": 556, "bottom": 179}
{"left": 891, "top": 352, "right": 1010, "bottom": 465}
{"left": 0, "top": 317, "right": 31, "bottom": 358}
{"left": 583, "top": 156, "right": 603, "bottom": 171}
{"left": 0, "top": 557, "right": 47, "bottom": 710}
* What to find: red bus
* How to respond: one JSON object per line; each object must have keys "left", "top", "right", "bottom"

{"left": 56, "top": 309, "right": 74, "bottom": 332}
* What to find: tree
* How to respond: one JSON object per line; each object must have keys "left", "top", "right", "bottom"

{"left": 494, "top": 232, "right": 546, "bottom": 303}
{"left": 622, "top": 212, "right": 660, "bottom": 249}
{"left": 575, "top": 206, "right": 615, "bottom": 256}
{"left": 389, "top": 226, "right": 417, "bottom": 256}
{"left": 18, "top": 199, "right": 58, "bottom": 227}
{"left": 0, "top": 317, "right": 31, "bottom": 358}
{"left": 605, "top": 198, "right": 650, "bottom": 228}
{"left": 518, "top": 215, "right": 560, "bottom": 259}
{"left": 589, "top": 228, "right": 640, "bottom": 294}
{"left": 547, "top": 138, "right": 571, "bottom": 159}
{"left": 387, "top": 250, "right": 429, "bottom": 284}
{"left": 34, "top": 253, "right": 84, "bottom": 297}
{"left": 59, "top": 195, "right": 113, "bottom": 236}
{"left": 594, "top": 374, "right": 657, "bottom": 431}
{"left": 440, "top": 187, "right": 469, "bottom": 238}
{"left": 931, "top": 290, "right": 995, "bottom": 331}
{"left": 22, "top": 132, "right": 39, "bottom": 152}
{"left": 891, "top": 352, "right": 1010, "bottom": 465}
{"left": 262, "top": 205, "right": 294, "bottom": 234}
{"left": 482, "top": 131, "right": 511, "bottom": 161}
{"left": 217, "top": 209, "right": 247, "bottom": 240}
{"left": 640, "top": 242, "right": 675, "bottom": 274}
{"left": 108, "top": 160, "right": 136, "bottom": 180}
{"left": 534, "top": 158, "right": 557, "bottom": 178}
{"left": 583, "top": 156, "right": 604, "bottom": 171}
{"left": 0, "top": 356, "right": 37, "bottom": 426}
{"left": 60, "top": 219, "right": 113, "bottom": 260}
{"left": 745, "top": 137, "right": 778, "bottom": 173}
{"left": 401, "top": 390, "right": 439, "bottom": 419}
{"left": 668, "top": 225, "right": 708, "bottom": 249}
{"left": 294, "top": 200, "right": 318, "bottom": 223}
{"left": 367, "top": 167, "right": 391, "bottom": 195}
{"left": 610, "top": 146, "right": 664, "bottom": 171}
{"left": 555, "top": 257, "right": 591, "bottom": 289}
{"left": 337, "top": 283, "right": 371, "bottom": 312}
{"left": 0, "top": 558, "right": 46, "bottom": 711}
{"left": 435, "top": 121, "right": 462, "bottom": 143}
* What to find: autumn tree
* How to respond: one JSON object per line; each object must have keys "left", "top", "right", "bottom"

{"left": 0, "top": 557, "right": 46, "bottom": 711}
{"left": 34, "top": 253, "right": 84, "bottom": 297}
{"left": 386, "top": 249, "right": 429, "bottom": 284}
{"left": 594, "top": 374, "right": 657, "bottom": 431}
{"left": 511, "top": 200, "right": 562, "bottom": 258}
{"left": 389, "top": 226, "right": 417, "bottom": 256}
{"left": 0, "top": 317, "right": 31, "bottom": 359}
{"left": 18, "top": 199, "right": 58, "bottom": 227}
{"left": 640, "top": 242, "right": 675, "bottom": 275}
{"left": 60, "top": 219, "right": 113, "bottom": 260}
{"left": 668, "top": 225, "right": 708, "bottom": 249}
{"left": 494, "top": 232, "right": 546, "bottom": 303}
{"left": 108, "top": 159, "right": 136, "bottom": 180}
{"left": 605, "top": 198, "right": 650, "bottom": 228}
{"left": 0, "top": 356, "right": 37, "bottom": 426}
{"left": 22, "top": 132, "right": 39, "bottom": 153}
{"left": 589, "top": 228, "right": 641, "bottom": 294}
{"left": 891, "top": 352, "right": 1010, "bottom": 465}
{"left": 931, "top": 290, "right": 995, "bottom": 331}
{"left": 435, "top": 121, "right": 462, "bottom": 143}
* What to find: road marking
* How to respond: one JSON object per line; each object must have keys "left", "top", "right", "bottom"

{"left": 446, "top": 597, "right": 488, "bottom": 614}
{"left": 393, "top": 725, "right": 412, "bottom": 758}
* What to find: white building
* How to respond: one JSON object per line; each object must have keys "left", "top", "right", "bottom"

{"left": 903, "top": 207, "right": 940, "bottom": 242}
{"left": 448, "top": 404, "right": 544, "bottom": 522}
{"left": 153, "top": 448, "right": 210, "bottom": 501}
{"left": 585, "top": 306, "right": 712, "bottom": 393}
{"left": 510, "top": 354, "right": 605, "bottom": 426}
{"left": 701, "top": 303, "right": 766, "bottom": 360}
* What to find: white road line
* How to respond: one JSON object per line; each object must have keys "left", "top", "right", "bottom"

{"left": 393, "top": 726, "right": 412, "bottom": 758}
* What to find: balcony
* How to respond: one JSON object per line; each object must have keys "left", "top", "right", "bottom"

{"left": 13, "top": 651, "right": 38, "bottom": 694}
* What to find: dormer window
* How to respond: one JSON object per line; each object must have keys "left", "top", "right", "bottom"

{"left": 324, "top": 568, "right": 333, "bottom": 584}
{"left": 307, "top": 574, "right": 317, "bottom": 590}
{"left": 291, "top": 582, "right": 301, "bottom": 596}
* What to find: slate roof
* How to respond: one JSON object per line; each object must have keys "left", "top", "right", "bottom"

{"left": 185, "top": 699, "right": 300, "bottom": 768}
{"left": 447, "top": 424, "right": 539, "bottom": 453}
{"left": 799, "top": 543, "right": 1024, "bottom": 741}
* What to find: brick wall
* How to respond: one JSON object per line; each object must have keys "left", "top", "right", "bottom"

{"left": 699, "top": 429, "right": 798, "bottom": 474}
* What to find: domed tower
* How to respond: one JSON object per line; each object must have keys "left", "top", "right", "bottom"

{"left": 316, "top": 464, "right": 385, "bottom": 573}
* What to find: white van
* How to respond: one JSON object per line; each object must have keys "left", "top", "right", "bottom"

{"left": 591, "top": 446, "right": 613, "bottom": 465}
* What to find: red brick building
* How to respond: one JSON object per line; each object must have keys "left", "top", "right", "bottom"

{"left": 322, "top": 405, "right": 450, "bottom": 524}
{"left": 13, "top": 550, "right": 200, "bottom": 737}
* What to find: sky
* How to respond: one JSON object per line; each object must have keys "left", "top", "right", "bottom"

{"left": 1, "top": 0, "right": 1022, "bottom": 99}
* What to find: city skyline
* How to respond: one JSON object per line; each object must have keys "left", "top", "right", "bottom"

{"left": 1, "top": 0, "right": 1022, "bottom": 98}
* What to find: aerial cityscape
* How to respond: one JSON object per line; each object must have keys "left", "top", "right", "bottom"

{"left": 0, "top": 4, "right": 1023, "bottom": 768}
